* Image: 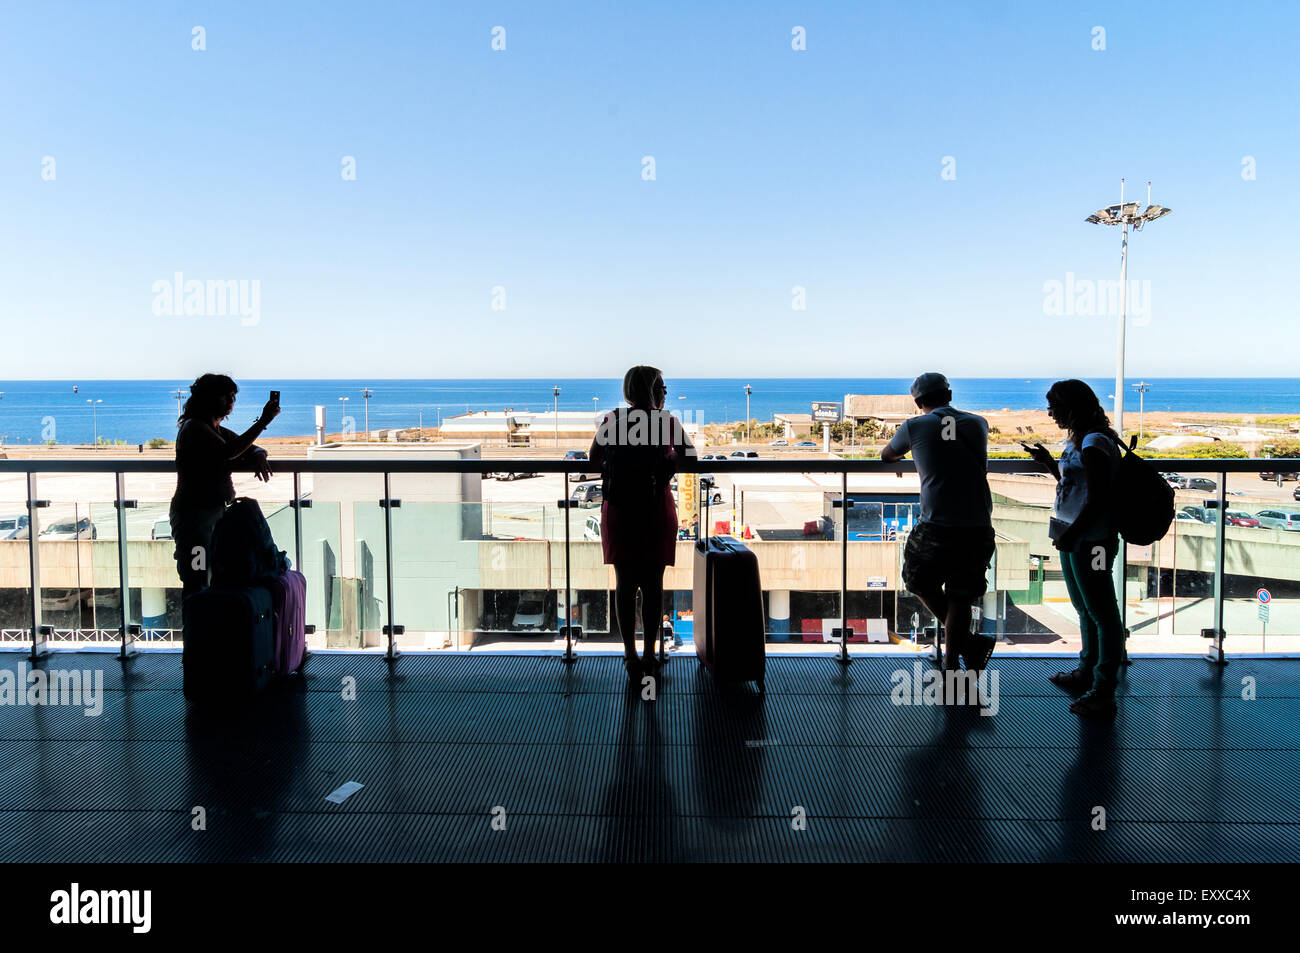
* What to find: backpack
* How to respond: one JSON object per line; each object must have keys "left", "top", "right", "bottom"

{"left": 1105, "top": 433, "right": 1175, "bottom": 545}
{"left": 210, "top": 497, "right": 290, "bottom": 587}
{"left": 600, "top": 408, "right": 673, "bottom": 507}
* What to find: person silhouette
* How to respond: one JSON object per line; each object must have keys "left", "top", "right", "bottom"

{"left": 881, "top": 373, "right": 997, "bottom": 674}
{"left": 169, "top": 374, "right": 280, "bottom": 600}
{"left": 1023, "top": 379, "right": 1124, "bottom": 718}
{"left": 587, "top": 366, "right": 693, "bottom": 680}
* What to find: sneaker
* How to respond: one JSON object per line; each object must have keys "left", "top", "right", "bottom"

{"left": 962, "top": 634, "right": 996, "bottom": 671}
{"left": 1069, "top": 691, "right": 1117, "bottom": 718}
{"left": 1049, "top": 669, "right": 1093, "bottom": 694}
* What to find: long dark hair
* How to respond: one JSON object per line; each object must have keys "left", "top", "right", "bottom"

{"left": 179, "top": 374, "right": 237, "bottom": 426}
{"left": 1046, "top": 379, "right": 1116, "bottom": 448}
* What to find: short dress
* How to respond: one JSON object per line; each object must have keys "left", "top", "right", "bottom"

{"left": 599, "top": 410, "right": 680, "bottom": 569}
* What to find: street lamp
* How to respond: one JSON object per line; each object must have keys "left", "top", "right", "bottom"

{"left": 361, "top": 387, "right": 373, "bottom": 441}
{"left": 337, "top": 396, "right": 349, "bottom": 440}
{"left": 86, "top": 399, "right": 102, "bottom": 445}
{"left": 592, "top": 397, "right": 598, "bottom": 416}
{"left": 1085, "top": 178, "right": 1172, "bottom": 437}
{"left": 1133, "top": 381, "right": 1151, "bottom": 442}
{"left": 553, "top": 386, "right": 561, "bottom": 447}
{"left": 171, "top": 388, "right": 187, "bottom": 420}
{"left": 743, "top": 385, "right": 752, "bottom": 444}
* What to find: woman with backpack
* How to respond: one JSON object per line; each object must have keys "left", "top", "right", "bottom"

{"left": 170, "top": 374, "right": 280, "bottom": 599}
{"left": 1024, "top": 379, "right": 1124, "bottom": 718}
{"left": 587, "top": 366, "right": 693, "bottom": 681}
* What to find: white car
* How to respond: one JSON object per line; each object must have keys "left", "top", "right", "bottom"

{"left": 769, "top": 439, "right": 788, "bottom": 447}
{"left": 40, "top": 518, "right": 97, "bottom": 540}
{"left": 584, "top": 515, "right": 601, "bottom": 541}
{"left": 512, "top": 594, "right": 547, "bottom": 632}
{"left": 0, "top": 515, "right": 30, "bottom": 539}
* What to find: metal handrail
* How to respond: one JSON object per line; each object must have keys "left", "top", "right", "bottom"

{"left": 1, "top": 457, "right": 1296, "bottom": 474}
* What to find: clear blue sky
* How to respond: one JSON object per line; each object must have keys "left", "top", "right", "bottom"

{"left": 2, "top": 1, "right": 1297, "bottom": 380}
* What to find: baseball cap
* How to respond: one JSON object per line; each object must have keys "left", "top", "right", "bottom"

{"left": 909, "top": 372, "right": 950, "bottom": 401}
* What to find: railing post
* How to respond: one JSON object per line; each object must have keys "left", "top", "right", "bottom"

{"left": 557, "top": 494, "right": 580, "bottom": 663}
{"left": 114, "top": 472, "right": 139, "bottom": 657}
{"left": 1205, "top": 470, "right": 1228, "bottom": 666}
{"left": 380, "top": 472, "right": 402, "bottom": 659}
{"left": 291, "top": 471, "right": 304, "bottom": 571}
{"left": 831, "top": 470, "right": 853, "bottom": 665}
{"left": 26, "top": 473, "right": 49, "bottom": 659}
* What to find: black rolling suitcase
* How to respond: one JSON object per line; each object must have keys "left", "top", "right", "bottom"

{"left": 182, "top": 586, "right": 275, "bottom": 701}
{"left": 694, "top": 480, "right": 766, "bottom": 692}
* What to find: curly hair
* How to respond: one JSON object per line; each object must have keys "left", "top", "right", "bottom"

{"left": 179, "top": 374, "right": 237, "bottom": 425}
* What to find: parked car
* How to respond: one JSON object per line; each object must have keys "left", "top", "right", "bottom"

{"left": 40, "top": 588, "right": 83, "bottom": 611}
{"left": 769, "top": 439, "right": 788, "bottom": 447}
{"left": 1294, "top": 486, "right": 1300, "bottom": 502}
{"left": 583, "top": 515, "right": 601, "bottom": 541}
{"left": 729, "top": 450, "right": 759, "bottom": 459}
{"left": 1180, "top": 506, "right": 1216, "bottom": 525}
{"left": 40, "top": 518, "right": 96, "bottom": 540}
{"left": 0, "top": 514, "right": 30, "bottom": 539}
{"left": 1255, "top": 510, "right": 1300, "bottom": 531}
{"left": 511, "top": 594, "right": 547, "bottom": 632}
{"left": 564, "top": 450, "right": 597, "bottom": 481}
{"left": 1225, "top": 511, "right": 1261, "bottom": 528}
{"left": 151, "top": 518, "right": 172, "bottom": 540}
{"left": 1174, "top": 511, "right": 1200, "bottom": 523}
{"left": 1186, "top": 477, "right": 1217, "bottom": 491}
{"left": 494, "top": 471, "right": 539, "bottom": 481}
{"left": 1260, "top": 471, "right": 1299, "bottom": 482}
{"left": 570, "top": 482, "right": 603, "bottom": 507}
{"left": 793, "top": 440, "right": 818, "bottom": 449}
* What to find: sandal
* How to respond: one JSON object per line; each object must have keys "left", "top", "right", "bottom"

{"left": 1069, "top": 691, "right": 1117, "bottom": 718}
{"left": 1049, "top": 669, "right": 1092, "bottom": 693}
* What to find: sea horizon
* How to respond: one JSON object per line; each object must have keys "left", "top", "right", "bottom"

{"left": 2, "top": 377, "right": 1299, "bottom": 445}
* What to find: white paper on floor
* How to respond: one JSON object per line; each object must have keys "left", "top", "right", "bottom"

{"left": 324, "top": 781, "right": 364, "bottom": 804}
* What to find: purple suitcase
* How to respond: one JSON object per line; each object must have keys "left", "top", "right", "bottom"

{"left": 263, "top": 569, "right": 307, "bottom": 675}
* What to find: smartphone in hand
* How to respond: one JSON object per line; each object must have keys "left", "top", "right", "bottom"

{"left": 270, "top": 390, "right": 280, "bottom": 404}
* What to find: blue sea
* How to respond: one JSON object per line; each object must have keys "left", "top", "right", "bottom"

{"left": 1, "top": 378, "right": 1298, "bottom": 446}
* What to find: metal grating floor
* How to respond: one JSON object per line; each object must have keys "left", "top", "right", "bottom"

{"left": 0, "top": 651, "right": 1296, "bottom": 862}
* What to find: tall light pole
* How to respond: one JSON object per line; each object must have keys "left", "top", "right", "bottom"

{"left": 743, "top": 384, "right": 752, "bottom": 444}
{"left": 361, "top": 387, "right": 373, "bottom": 440}
{"left": 553, "top": 386, "right": 561, "bottom": 447}
{"left": 1086, "top": 181, "right": 1171, "bottom": 617}
{"left": 86, "top": 399, "right": 102, "bottom": 445}
{"left": 592, "top": 397, "right": 598, "bottom": 416}
{"left": 171, "top": 387, "right": 187, "bottom": 420}
{"left": 1086, "top": 179, "right": 1172, "bottom": 436}
{"left": 1133, "top": 381, "right": 1150, "bottom": 442}
{"left": 337, "top": 396, "right": 349, "bottom": 440}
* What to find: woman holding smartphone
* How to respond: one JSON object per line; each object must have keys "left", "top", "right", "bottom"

{"left": 1023, "top": 379, "right": 1124, "bottom": 718}
{"left": 169, "top": 374, "right": 280, "bottom": 599}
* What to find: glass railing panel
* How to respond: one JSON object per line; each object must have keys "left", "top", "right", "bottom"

{"left": 0, "top": 477, "right": 33, "bottom": 647}
{"left": 30, "top": 472, "right": 116, "bottom": 648}
{"left": 468, "top": 468, "right": 582, "bottom": 651}
{"left": 1218, "top": 469, "right": 1300, "bottom": 653}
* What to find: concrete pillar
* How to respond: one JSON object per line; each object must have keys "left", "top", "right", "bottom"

{"left": 768, "top": 588, "right": 790, "bottom": 641}
{"left": 142, "top": 587, "right": 167, "bottom": 630}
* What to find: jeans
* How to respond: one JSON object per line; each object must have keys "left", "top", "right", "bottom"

{"left": 1059, "top": 536, "right": 1123, "bottom": 695}
{"left": 169, "top": 500, "right": 226, "bottom": 601}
